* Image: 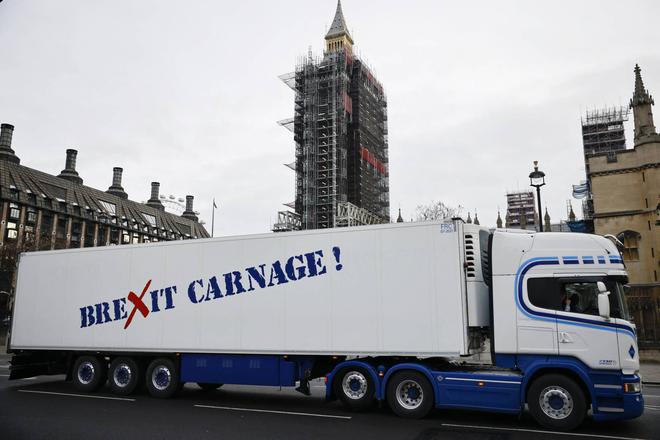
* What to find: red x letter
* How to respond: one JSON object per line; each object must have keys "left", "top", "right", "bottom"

{"left": 124, "top": 279, "right": 152, "bottom": 329}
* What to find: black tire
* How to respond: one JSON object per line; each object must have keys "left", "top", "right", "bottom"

{"left": 145, "top": 358, "right": 180, "bottom": 398}
{"left": 386, "top": 371, "right": 434, "bottom": 419}
{"left": 333, "top": 367, "right": 375, "bottom": 411}
{"left": 527, "top": 374, "right": 587, "bottom": 431}
{"left": 72, "top": 355, "right": 107, "bottom": 392}
{"left": 108, "top": 357, "right": 141, "bottom": 395}
{"left": 197, "top": 382, "right": 223, "bottom": 391}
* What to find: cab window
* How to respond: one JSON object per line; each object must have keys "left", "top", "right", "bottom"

{"left": 560, "top": 282, "right": 599, "bottom": 316}
{"left": 527, "top": 277, "right": 629, "bottom": 319}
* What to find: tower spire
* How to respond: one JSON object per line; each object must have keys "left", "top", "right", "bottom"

{"left": 544, "top": 207, "right": 551, "bottom": 232}
{"left": 631, "top": 64, "right": 654, "bottom": 107}
{"left": 325, "top": 1, "right": 353, "bottom": 53}
{"left": 496, "top": 210, "right": 503, "bottom": 229}
{"left": 396, "top": 208, "right": 404, "bottom": 223}
{"left": 629, "top": 64, "right": 657, "bottom": 141}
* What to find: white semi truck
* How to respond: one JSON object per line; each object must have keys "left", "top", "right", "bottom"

{"left": 7, "top": 220, "right": 643, "bottom": 430}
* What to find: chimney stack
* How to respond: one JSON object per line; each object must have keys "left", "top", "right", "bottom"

{"left": 58, "top": 149, "right": 83, "bottom": 184}
{"left": 182, "top": 195, "right": 198, "bottom": 222}
{"left": 146, "top": 181, "right": 164, "bottom": 210}
{"left": 106, "top": 167, "right": 128, "bottom": 199}
{"left": 0, "top": 123, "right": 20, "bottom": 164}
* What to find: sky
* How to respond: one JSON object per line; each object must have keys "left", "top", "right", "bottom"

{"left": 1, "top": 0, "right": 659, "bottom": 236}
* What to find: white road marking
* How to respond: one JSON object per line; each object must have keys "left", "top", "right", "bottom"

{"left": 441, "top": 423, "right": 646, "bottom": 440}
{"left": 195, "top": 404, "right": 351, "bottom": 420}
{"left": 18, "top": 390, "right": 135, "bottom": 401}
{"left": 643, "top": 394, "right": 660, "bottom": 398}
{"left": 0, "top": 374, "right": 35, "bottom": 379}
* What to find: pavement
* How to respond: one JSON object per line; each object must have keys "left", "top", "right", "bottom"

{"left": 640, "top": 362, "right": 660, "bottom": 384}
{"left": 1, "top": 353, "right": 659, "bottom": 440}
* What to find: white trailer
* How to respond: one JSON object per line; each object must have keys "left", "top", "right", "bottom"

{"left": 8, "top": 220, "right": 644, "bottom": 430}
{"left": 10, "top": 221, "right": 483, "bottom": 356}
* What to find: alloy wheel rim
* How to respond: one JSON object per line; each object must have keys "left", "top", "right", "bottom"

{"left": 77, "top": 361, "right": 95, "bottom": 385}
{"left": 395, "top": 380, "right": 424, "bottom": 410}
{"left": 152, "top": 366, "right": 172, "bottom": 391}
{"left": 539, "top": 386, "right": 573, "bottom": 419}
{"left": 342, "top": 371, "right": 368, "bottom": 399}
{"left": 113, "top": 363, "right": 132, "bottom": 387}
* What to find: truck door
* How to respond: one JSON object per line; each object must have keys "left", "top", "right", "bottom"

{"left": 555, "top": 278, "right": 620, "bottom": 370}
{"left": 518, "top": 277, "right": 558, "bottom": 355}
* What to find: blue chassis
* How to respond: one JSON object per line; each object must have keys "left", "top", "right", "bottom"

{"left": 179, "top": 353, "right": 643, "bottom": 422}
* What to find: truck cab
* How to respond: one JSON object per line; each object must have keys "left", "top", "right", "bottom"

{"left": 488, "top": 229, "right": 643, "bottom": 426}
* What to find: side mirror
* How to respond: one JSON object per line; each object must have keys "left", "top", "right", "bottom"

{"left": 597, "top": 281, "right": 610, "bottom": 319}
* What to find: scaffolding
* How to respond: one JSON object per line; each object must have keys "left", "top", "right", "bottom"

{"left": 581, "top": 106, "right": 630, "bottom": 157}
{"left": 272, "top": 211, "right": 302, "bottom": 232}
{"left": 276, "top": 45, "right": 389, "bottom": 231}
{"left": 505, "top": 191, "right": 537, "bottom": 230}
{"left": 580, "top": 106, "right": 630, "bottom": 219}
{"left": 334, "top": 201, "right": 384, "bottom": 227}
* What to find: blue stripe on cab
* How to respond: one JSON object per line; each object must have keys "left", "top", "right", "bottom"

{"left": 516, "top": 257, "right": 636, "bottom": 338}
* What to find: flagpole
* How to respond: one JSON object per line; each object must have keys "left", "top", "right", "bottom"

{"left": 211, "top": 198, "right": 216, "bottom": 237}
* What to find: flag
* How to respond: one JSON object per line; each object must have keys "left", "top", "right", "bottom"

{"left": 572, "top": 182, "right": 589, "bottom": 199}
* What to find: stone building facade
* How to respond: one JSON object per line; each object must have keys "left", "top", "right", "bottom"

{"left": 0, "top": 122, "right": 209, "bottom": 333}
{"left": 587, "top": 65, "right": 660, "bottom": 346}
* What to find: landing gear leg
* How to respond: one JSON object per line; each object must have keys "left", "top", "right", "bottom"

{"left": 295, "top": 369, "right": 311, "bottom": 396}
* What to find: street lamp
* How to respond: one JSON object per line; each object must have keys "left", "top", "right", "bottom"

{"left": 529, "top": 160, "right": 546, "bottom": 232}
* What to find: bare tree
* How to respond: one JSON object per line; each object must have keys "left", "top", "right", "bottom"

{"left": 414, "top": 201, "right": 463, "bottom": 221}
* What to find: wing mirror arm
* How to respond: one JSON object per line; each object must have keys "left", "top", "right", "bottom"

{"left": 597, "top": 281, "right": 611, "bottom": 320}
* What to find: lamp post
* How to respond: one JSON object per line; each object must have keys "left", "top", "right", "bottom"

{"left": 529, "top": 160, "right": 546, "bottom": 232}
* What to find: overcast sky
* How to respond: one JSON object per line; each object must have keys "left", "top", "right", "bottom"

{"left": 1, "top": 1, "right": 658, "bottom": 235}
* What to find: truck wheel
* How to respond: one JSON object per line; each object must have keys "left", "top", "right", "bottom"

{"left": 146, "top": 358, "right": 180, "bottom": 398}
{"left": 334, "top": 367, "right": 375, "bottom": 411}
{"left": 72, "top": 355, "right": 107, "bottom": 392}
{"left": 197, "top": 383, "right": 223, "bottom": 391}
{"left": 108, "top": 357, "right": 140, "bottom": 395}
{"left": 386, "top": 371, "right": 434, "bottom": 419}
{"left": 527, "top": 374, "right": 586, "bottom": 431}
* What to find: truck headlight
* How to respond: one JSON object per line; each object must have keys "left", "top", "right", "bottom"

{"left": 624, "top": 382, "right": 641, "bottom": 393}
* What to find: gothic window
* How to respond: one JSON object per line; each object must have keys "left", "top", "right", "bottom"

{"left": 70, "top": 220, "right": 82, "bottom": 248}
{"left": 26, "top": 208, "right": 37, "bottom": 224}
{"left": 109, "top": 228, "right": 119, "bottom": 245}
{"left": 99, "top": 225, "right": 109, "bottom": 246}
{"left": 9, "top": 203, "right": 20, "bottom": 220}
{"left": 617, "top": 230, "right": 641, "bottom": 261}
{"left": 4, "top": 221, "right": 17, "bottom": 240}
{"left": 39, "top": 212, "right": 54, "bottom": 250}
{"left": 84, "top": 223, "right": 95, "bottom": 248}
